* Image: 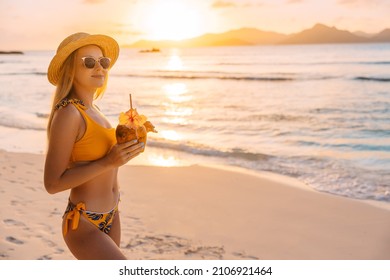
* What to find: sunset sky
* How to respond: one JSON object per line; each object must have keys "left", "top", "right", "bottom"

{"left": 1, "top": 0, "right": 390, "bottom": 50}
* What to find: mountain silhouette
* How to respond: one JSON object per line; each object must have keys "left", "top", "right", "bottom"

{"left": 128, "top": 28, "right": 286, "bottom": 48}
{"left": 280, "top": 23, "right": 368, "bottom": 44}
{"left": 370, "top": 28, "right": 390, "bottom": 42}
{"left": 126, "top": 23, "right": 390, "bottom": 48}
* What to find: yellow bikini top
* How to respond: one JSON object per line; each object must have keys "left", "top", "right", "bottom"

{"left": 55, "top": 98, "right": 116, "bottom": 162}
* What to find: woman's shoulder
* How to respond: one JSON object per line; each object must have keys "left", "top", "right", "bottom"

{"left": 55, "top": 98, "right": 86, "bottom": 110}
{"left": 48, "top": 104, "right": 82, "bottom": 143}
{"left": 52, "top": 99, "right": 83, "bottom": 127}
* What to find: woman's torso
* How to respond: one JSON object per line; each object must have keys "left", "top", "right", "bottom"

{"left": 69, "top": 162, "right": 119, "bottom": 212}
{"left": 65, "top": 99, "right": 118, "bottom": 211}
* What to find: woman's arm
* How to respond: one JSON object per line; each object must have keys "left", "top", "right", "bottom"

{"left": 44, "top": 105, "right": 143, "bottom": 194}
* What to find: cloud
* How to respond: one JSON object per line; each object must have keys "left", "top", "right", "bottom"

{"left": 211, "top": 0, "right": 265, "bottom": 8}
{"left": 338, "top": 0, "right": 359, "bottom": 4}
{"left": 83, "top": 0, "right": 105, "bottom": 4}
{"left": 115, "top": 28, "right": 146, "bottom": 37}
{"left": 211, "top": 1, "right": 237, "bottom": 8}
{"left": 337, "top": 0, "right": 382, "bottom": 6}
{"left": 286, "top": 0, "right": 304, "bottom": 3}
{"left": 120, "top": 30, "right": 145, "bottom": 36}
{"left": 110, "top": 23, "right": 146, "bottom": 37}
{"left": 338, "top": 0, "right": 360, "bottom": 4}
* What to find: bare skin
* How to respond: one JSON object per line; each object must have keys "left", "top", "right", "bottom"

{"left": 44, "top": 45, "right": 142, "bottom": 259}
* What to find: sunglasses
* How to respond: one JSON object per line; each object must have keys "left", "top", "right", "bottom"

{"left": 81, "top": 56, "right": 111, "bottom": 69}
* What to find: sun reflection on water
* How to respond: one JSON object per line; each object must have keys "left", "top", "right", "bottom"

{"left": 147, "top": 154, "right": 182, "bottom": 167}
{"left": 163, "top": 83, "right": 192, "bottom": 103}
{"left": 166, "top": 50, "right": 183, "bottom": 71}
{"left": 161, "top": 117, "right": 188, "bottom": 125}
{"left": 162, "top": 81, "right": 193, "bottom": 127}
{"left": 159, "top": 130, "right": 182, "bottom": 141}
{"left": 164, "top": 106, "right": 193, "bottom": 116}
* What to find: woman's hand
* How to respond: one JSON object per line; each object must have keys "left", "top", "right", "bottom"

{"left": 103, "top": 139, "right": 145, "bottom": 168}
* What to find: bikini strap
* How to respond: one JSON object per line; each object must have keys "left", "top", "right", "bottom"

{"left": 55, "top": 98, "right": 87, "bottom": 111}
{"left": 63, "top": 201, "right": 86, "bottom": 236}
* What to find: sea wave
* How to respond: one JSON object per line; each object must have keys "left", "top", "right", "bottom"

{"left": 297, "top": 140, "right": 390, "bottom": 151}
{"left": 0, "top": 69, "right": 343, "bottom": 82}
{"left": 0, "top": 108, "right": 46, "bottom": 131}
{"left": 354, "top": 76, "right": 390, "bottom": 82}
{"left": 0, "top": 71, "right": 46, "bottom": 76}
{"left": 288, "top": 156, "right": 390, "bottom": 202}
{"left": 120, "top": 72, "right": 295, "bottom": 81}
{"left": 246, "top": 113, "right": 312, "bottom": 122}
{"left": 148, "top": 138, "right": 270, "bottom": 162}
{"left": 116, "top": 71, "right": 341, "bottom": 82}
{"left": 0, "top": 70, "right": 330, "bottom": 82}
{"left": 360, "top": 61, "right": 390, "bottom": 65}
{"left": 205, "top": 113, "right": 312, "bottom": 123}
{"left": 218, "top": 60, "right": 390, "bottom": 66}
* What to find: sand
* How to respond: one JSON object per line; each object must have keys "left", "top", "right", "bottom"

{"left": 0, "top": 150, "right": 389, "bottom": 260}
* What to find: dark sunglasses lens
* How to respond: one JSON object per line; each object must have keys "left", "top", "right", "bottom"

{"left": 99, "top": 57, "right": 111, "bottom": 69}
{"left": 84, "top": 57, "right": 96, "bottom": 68}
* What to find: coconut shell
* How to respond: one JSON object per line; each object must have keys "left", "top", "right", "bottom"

{"left": 116, "top": 124, "right": 137, "bottom": 144}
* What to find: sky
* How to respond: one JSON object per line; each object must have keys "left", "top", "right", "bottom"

{"left": 1, "top": 0, "right": 390, "bottom": 50}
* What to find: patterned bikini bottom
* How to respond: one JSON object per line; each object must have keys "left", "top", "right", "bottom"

{"left": 63, "top": 198, "right": 119, "bottom": 236}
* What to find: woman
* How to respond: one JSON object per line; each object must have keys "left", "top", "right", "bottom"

{"left": 44, "top": 32, "right": 143, "bottom": 259}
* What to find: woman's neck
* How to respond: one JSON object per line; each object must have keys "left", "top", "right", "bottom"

{"left": 69, "top": 89, "right": 95, "bottom": 108}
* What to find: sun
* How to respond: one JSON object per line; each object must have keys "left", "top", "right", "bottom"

{"left": 133, "top": 0, "right": 203, "bottom": 41}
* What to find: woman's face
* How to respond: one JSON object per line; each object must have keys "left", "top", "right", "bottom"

{"left": 73, "top": 45, "right": 108, "bottom": 92}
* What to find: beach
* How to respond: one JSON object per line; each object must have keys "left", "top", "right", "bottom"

{"left": 1, "top": 149, "right": 389, "bottom": 260}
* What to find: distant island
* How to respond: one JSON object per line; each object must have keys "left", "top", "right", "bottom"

{"left": 125, "top": 23, "right": 390, "bottom": 48}
{"left": 139, "top": 48, "right": 160, "bottom": 53}
{"left": 0, "top": 51, "right": 24, "bottom": 55}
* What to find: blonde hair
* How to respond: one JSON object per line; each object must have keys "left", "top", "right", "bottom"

{"left": 46, "top": 48, "right": 108, "bottom": 137}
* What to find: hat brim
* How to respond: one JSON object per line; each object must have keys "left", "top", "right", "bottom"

{"left": 48, "top": 34, "right": 119, "bottom": 86}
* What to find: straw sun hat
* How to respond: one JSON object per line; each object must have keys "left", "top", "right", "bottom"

{"left": 47, "top": 32, "right": 119, "bottom": 85}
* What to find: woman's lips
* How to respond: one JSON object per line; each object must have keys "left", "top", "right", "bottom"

{"left": 92, "top": 75, "right": 104, "bottom": 79}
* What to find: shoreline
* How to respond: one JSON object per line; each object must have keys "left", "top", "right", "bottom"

{"left": 1, "top": 150, "right": 390, "bottom": 260}
{"left": 198, "top": 162, "right": 390, "bottom": 212}
{"left": 2, "top": 133, "right": 390, "bottom": 211}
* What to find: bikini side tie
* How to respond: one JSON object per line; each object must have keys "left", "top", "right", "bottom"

{"left": 63, "top": 202, "right": 86, "bottom": 236}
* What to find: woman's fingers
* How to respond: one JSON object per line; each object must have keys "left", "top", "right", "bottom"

{"left": 120, "top": 141, "right": 145, "bottom": 162}
{"left": 105, "top": 140, "right": 145, "bottom": 167}
{"left": 118, "top": 139, "right": 138, "bottom": 150}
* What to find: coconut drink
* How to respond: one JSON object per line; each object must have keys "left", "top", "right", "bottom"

{"left": 116, "top": 94, "right": 157, "bottom": 150}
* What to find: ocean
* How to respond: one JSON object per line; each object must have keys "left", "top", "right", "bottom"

{"left": 0, "top": 43, "right": 389, "bottom": 203}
